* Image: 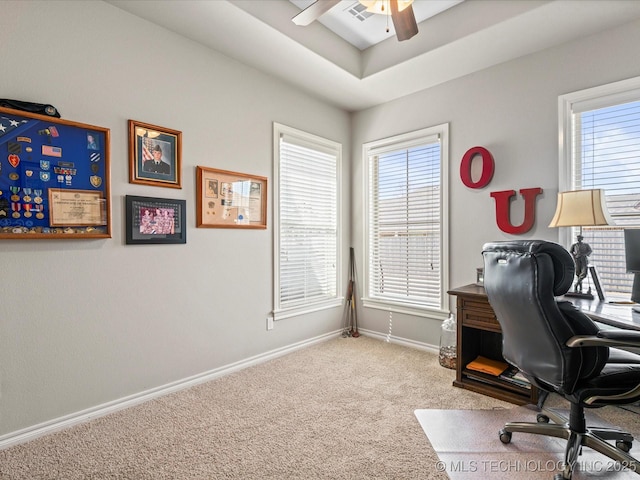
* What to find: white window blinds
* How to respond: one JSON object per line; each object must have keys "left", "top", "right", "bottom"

{"left": 365, "top": 126, "right": 448, "bottom": 314}
{"left": 274, "top": 124, "right": 340, "bottom": 317}
{"left": 563, "top": 83, "right": 640, "bottom": 295}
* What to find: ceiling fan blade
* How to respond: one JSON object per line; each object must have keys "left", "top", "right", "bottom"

{"left": 390, "top": 0, "right": 418, "bottom": 41}
{"left": 292, "top": 0, "right": 341, "bottom": 26}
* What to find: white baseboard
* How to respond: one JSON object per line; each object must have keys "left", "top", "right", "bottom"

{"left": 0, "top": 330, "right": 343, "bottom": 450}
{"left": 358, "top": 328, "right": 439, "bottom": 354}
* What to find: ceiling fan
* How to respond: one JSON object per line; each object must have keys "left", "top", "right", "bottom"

{"left": 292, "top": 0, "right": 419, "bottom": 42}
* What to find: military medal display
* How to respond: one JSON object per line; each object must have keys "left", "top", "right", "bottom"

{"left": 195, "top": 166, "right": 267, "bottom": 230}
{"left": 0, "top": 106, "right": 111, "bottom": 238}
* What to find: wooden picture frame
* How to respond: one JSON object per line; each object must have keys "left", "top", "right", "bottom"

{"left": 125, "top": 195, "right": 186, "bottom": 244}
{"left": 128, "top": 120, "right": 182, "bottom": 189}
{"left": 196, "top": 166, "right": 267, "bottom": 229}
{"left": 0, "top": 106, "right": 111, "bottom": 239}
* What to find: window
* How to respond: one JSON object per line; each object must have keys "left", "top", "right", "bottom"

{"left": 559, "top": 77, "right": 640, "bottom": 296}
{"left": 363, "top": 125, "right": 449, "bottom": 318}
{"left": 273, "top": 123, "right": 341, "bottom": 319}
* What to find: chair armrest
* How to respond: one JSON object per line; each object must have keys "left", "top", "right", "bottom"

{"left": 567, "top": 330, "right": 640, "bottom": 349}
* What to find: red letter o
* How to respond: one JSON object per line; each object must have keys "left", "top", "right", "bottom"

{"left": 460, "top": 146, "right": 495, "bottom": 189}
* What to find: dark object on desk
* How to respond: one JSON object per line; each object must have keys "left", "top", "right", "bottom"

{"left": 563, "top": 288, "right": 594, "bottom": 299}
{"left": 483, "top": 239, "right": 640, "bottom": 480}
{"left": 569, "top": 234, "right": 592, "bottom": 295}
{"left": 564, "top": 265, "right": 605, "bottom": 301}
{"left": 588, "top": 265, "right": 605, "bottom": 301}
{"left": 0, "top": 98, "right": 60, "bottom": 117}
{"left": 559, "top": 264, "right": 606, "bottom": 301}
{"left": 624, "top": 228, "right": 640, "bottom": 303}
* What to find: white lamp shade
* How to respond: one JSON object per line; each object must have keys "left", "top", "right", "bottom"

{"left": 548, "top": 189, "right": 614, "bottom": 228}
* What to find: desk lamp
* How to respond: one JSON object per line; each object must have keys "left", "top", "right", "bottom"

{"left": 548, "top": 189, "right": 613, "bottom": 299}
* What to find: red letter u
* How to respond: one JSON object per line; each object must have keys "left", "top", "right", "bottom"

{"left": 490, "top": 188, "right": 543, "bottom": 234}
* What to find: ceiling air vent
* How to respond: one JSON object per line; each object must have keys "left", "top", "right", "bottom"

{"left": 346, "top": 2, "right": 374, "bottom": 22}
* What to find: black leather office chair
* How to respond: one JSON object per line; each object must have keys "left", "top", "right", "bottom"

{"left": 482, "top": 240, "right": 640, "bottom": 480}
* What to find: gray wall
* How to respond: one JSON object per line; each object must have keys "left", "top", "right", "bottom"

{"left": 0, "top": 1, "right": 350, "bottom": 438}
{"left": 2, "top": 0, "right": 640, "bottom": 443}
{"left": 351, "top": 18, "right": 640, "bottom": 345}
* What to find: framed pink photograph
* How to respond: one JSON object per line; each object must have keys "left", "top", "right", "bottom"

{"left": 125, "top": 195, "right": 186, "bottom": 244}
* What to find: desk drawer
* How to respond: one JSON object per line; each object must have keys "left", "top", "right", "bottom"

{"left": 460, "top": 298, "right": 500, "bottom": 331}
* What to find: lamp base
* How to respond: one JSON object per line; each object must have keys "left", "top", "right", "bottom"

{"left": 564, "top": 291, "right": 594, "bottom": 300}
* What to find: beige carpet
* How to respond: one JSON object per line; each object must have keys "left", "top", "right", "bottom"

{"left": 416, "top": 406, "right": 640, "bottom": 479}
{"left": 0, "top": 336, "right": 639, "bottom": 479}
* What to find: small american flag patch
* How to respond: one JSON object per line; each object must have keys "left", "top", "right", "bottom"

{"left": 42, "top": 145, "right": 62, "bottom": 157}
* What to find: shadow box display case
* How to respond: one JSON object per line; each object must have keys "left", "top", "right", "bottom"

{"left": 0, "top": 107, "right": 111, "bottom": 239}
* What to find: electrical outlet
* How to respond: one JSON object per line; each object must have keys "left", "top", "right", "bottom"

{"left": 267, "top": 316, "right": 274, "bottom": 330}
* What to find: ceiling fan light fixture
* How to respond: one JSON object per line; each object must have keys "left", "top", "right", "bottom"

{"left": 358, "top": 0, "right": 413, "bottom": 15}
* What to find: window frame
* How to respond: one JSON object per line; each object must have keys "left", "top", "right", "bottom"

{"left": 362, "top": 124, "right": 450, "bottom": 320}
{"left": 272, "top": 122, "right": 342, "bottom": 321}
{"left": 558, "top": 76, "right": 640, "bottom": 295}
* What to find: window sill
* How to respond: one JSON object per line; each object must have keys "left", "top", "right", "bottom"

{"left": 362, "top": 298, "right": 448, "bottom": 321}
{"left": 273, "top": 298, "right": 343, "bottom": 321}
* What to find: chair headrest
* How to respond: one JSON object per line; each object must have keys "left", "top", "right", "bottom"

{"left": 482, "top": 240, "right": 575, "bottom": 296}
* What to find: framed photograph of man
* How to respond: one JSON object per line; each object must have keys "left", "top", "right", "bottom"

{"left": 125, "top": 195, "right": 186, "bottom": 244}
{"left": 128, "top": 120, "right": 182, "bottom": 189}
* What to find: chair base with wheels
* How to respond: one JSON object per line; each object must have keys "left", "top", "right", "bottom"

{"left": 498, "top": 402, "right": 637, "bottom": 479}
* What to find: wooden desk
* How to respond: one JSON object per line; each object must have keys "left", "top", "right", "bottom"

{"left": 448, "top": 284, "right": 640, "bottom": 405}
{"left": 448, "top": 284, "right": 539, "bottom": 405}
{"left": 566, "top": 297, "right": 640, "bottom": 331}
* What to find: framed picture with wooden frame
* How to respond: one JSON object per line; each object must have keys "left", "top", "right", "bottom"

{"left": 196, "top": 166, "right": 267, "bottom": 229}
{"left": 128, "top": 120, "right": 182, "bottom": 189}
{"left": 125, "top": 195, "right": 186, "bottom": 244}
{"left": 0, "top": 106, "right": 111, "bottom": 239}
